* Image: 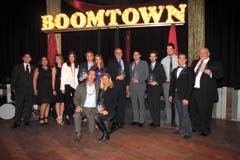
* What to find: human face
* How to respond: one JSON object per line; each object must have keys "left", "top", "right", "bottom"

{"left": 41, "top": 57, "right": 48, "bottom": 66}
{"left": 87, "top": 70, "right": 96, "bottom": 82}
{"left": 199, "top": 48, "right": 209, "bottom": 60}
{"left": 22, "top": 54, "right": 32, "bottom": 64}
{"left": 95, "top": 56, "right": 102, "bottom": 65}
{"left": 178, "top": 54, "right": 187, "bottom": 66}
{"left": 102, "top": 75, "right": 110, "bottom": 86}
{"left": 56, "top": 56, "right": 62, "bottom": 65}
{"left": 149, "top": 53, "right": 157, "bottom": 62}
{"left": 69, "top": 53, "right": 75, "bottom": 63}
{"left": 167, "top": 46, "right": 174, "bottom": 56}
{"left": 114, "top": 48, "right": 123, "bottom": 60}
{"left": 133, "top": 51, "right": 141, "bottom": 61}
{"left": 86, "top": 52, "right": 94, "bottom": 62}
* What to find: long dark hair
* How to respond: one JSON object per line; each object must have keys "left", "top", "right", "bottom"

{"left": 66, "top": 50, "right": 78, "bottom": 68}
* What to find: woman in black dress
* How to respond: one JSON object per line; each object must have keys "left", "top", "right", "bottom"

{"left": 95, "top": 73, "right": 117, "bottom": 142}
{"left": 52, "top": 54, "right": 64, "bottom": 125}
{"left": 33, "top": 56, "right": 53, "bottom": 125}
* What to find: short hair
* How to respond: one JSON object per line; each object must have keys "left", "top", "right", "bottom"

{"left": 178, "top": 52, "right": 187, "bottom": 58}
{"left": 149, "top": 50, "right": 158, "bottom": 57}
{"left": 167, "top": 43, "right": 175, "bottom": 49}
{"left": 85, "top": 50, "right": 95, "bottom": 57}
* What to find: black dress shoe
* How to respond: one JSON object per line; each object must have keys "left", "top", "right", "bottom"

{"left": 199, "top": 132, "right": 209, "bottom": 136}
{"left": 131, "top": 122, "right": 139, "bottom": 126}
{"left": 184, "top": 135, "right": 191, "bottom": 139}
{"left": 11, "top": 123, "right": 20, "bottom": 128}
{"left": 150, "top": 123, "right": 160, "bottom": 128}
{"left": 138, "top": 123, "right": 144, "bottom": 127}
{"left": 24, "top": 122, "right": 30, "bottom": 127}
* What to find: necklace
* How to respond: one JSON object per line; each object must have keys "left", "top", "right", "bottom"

{"left": 87, "top": 84, "right": 95, "bottom": 95}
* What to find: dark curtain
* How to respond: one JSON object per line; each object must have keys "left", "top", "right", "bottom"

{"left": 61, "top": 0, "right": 188, "bottom": 65}
{"left": 205, "top": 0, "right": 240, "bottom": 89}
{"left": 0, "top": 0, "right": 47, "bottom": 83}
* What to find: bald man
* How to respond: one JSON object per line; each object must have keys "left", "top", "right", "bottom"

{"left": 190, "top": 48, "right": 223, "bottom": 136}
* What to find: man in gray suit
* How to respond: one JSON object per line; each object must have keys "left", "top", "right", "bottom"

{"left": 129, "top": 51, "right": 149, "bottom": 127}
{"left": 73, "top": 69, "right": 99, "bottom": 141}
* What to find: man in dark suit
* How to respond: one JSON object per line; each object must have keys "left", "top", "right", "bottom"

{"left": 78, "top": 50, "right": 95, "bottom": 83}
{"left": 169, "top": 53, "right": 195, "bottom": 139}
{"left": 190, "top": 48, "right": 224, "bottom": 136}
{"left": 147, "top": 51, "right": 166, "bottom": 128}
{"left": 11, "top": 53, "right": 35, "bottom": 128}
{"left": 107, "top": 48, "right": 130, "bottom": 128}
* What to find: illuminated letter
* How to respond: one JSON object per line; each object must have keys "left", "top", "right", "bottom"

{"left": 105, "top": 9, "right": 122, "bottom": 26}
{"left": 54, "top": 13, "right": 70, "bottom": 29}
{"left": 86, "top": 10, "right": 105, "bottom": 27}
{"left": 41, "top": 15, "right": 55, "bottom": 30}
{"left": 70, "top": 12, "right": 87, "bottom": 28}
{"left": 138, "top": 6, "right": 164, "bottom": 24}
{"left": 166, "top": 4, "right": 187, "bottom": 23}
{"left": 122, "top": 8, "right": 140, "bottom": 25}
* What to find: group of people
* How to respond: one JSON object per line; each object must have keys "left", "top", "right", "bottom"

{"left": 10, "top": 43, "right": 223, "bottom": 142}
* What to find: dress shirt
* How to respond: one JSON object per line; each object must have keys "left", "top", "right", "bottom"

{"left": 194, "top": 58, "right": 210, "bottom": 88}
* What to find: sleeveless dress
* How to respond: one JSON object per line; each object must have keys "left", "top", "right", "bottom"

{"left": 36, "top": 67, "right": 53, "bottom": 104}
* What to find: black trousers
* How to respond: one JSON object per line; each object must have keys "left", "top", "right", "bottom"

{"left": 112, "top": 83, "right": 126, "bottom": 124}
{"left": 147, "top": 85, "right": 161, "bottom": 125}
{"left": 64, "top": 85, "right": 75, "bottom": 117}
{"left": 190, "top": 89, "right": 214, "bottom": 134}
{"left": 14, "top": 90, "right": 33, "bottom": 124}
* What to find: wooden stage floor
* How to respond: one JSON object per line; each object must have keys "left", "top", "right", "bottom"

{"left": 0, "top": 118, "right": 239, "bottom": 160}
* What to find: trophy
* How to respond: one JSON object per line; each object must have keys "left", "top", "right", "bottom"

{"left": 148, "top": 73, "right": 155, "bottom": 82}
{"left": 80, "top": 68, "right": 87, "bottom": 80}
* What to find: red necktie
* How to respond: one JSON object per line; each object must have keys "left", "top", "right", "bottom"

{"left": 195, "top": 60, "right": 203, "bottom": 76}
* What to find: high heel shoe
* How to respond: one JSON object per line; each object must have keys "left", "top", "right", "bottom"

{"left": 44, "top": 117, "right": 49, "bottom": 124}
{"left": 39, "top": 117, "right": 45, "bottom": 125}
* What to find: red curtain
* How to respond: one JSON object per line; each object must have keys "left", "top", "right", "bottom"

{"left": 125, "top": 30, "right": 131, "bottom": 63}
{"left": 168, "top": 24, "right": 178, "bottom": 55}
{"left": 48, "top": 32, "right": 57, "bottom": 66}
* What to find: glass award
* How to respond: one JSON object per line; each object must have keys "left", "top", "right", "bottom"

{"left": 80, "top": 68, "right": 87, "bottom": 79}
{"left": 148, "top": 73, "right": 155, "bottom": 82}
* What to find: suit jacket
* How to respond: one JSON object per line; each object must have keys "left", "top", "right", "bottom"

{"left": 130, "top": 60, "right": 149, "bottom": 90}
{"left": 169, "top": 65, "right": 195, "bottom": 100}
{"left": 77, "top": 62, "right": 91, "bottom": 79}
{"left": 107, "top": 58, "right": 130, "bottom": 86}
{"left": 11, "top": 63, "right": 35, "bottom": 94}
{"left": 73, "top": 82, "right": 100, "bottom": 107}
{"left": 191, "top": 59, "right": 224, "bottom": 102}
{"left": 147, "top": 62, "right": 166, "bottom": 93}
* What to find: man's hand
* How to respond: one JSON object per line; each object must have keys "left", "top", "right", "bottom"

{"left": 182, "top": 99, "right": 189, "bottom": 105}
{"left": 204, "top": 69, "right": 212, "bottom": 75}
{"left": 168, "top": 96, "right": 173, "bottom": 103}
{"left": 75, "top": 106, "right": 83, "bottom": 113}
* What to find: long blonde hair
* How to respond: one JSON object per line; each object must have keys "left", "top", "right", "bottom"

{"left": 100, "top": 73, "right": 113, "bottom": 89}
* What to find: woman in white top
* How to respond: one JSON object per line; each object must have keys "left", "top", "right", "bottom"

{"left": 61, "top": 51, "right": 79, "bottom": 124}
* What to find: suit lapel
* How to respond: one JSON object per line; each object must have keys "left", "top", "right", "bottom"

{"left": 178, "top": 66, "right": 187, "bottom": 79}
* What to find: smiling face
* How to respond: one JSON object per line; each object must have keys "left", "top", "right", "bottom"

{"left": 133, "top": 51, "right": 141, "bottom": 61}
{"left": 178, "top": 54, "right": 187, "bottom": 66}
{"left": 22, "top": 54, "right": 32, "bottom": 64}
{"left": 114, "top": 48, "right": 123, "bottom": 60}
{"left": 149, "top": 53, "right": 157, "bottom": 62}
{"left": 87, "top": 70, "right": 96, "bottom": 82}
{"left": 199, "top": 48, "right": 210, "bottom": 60}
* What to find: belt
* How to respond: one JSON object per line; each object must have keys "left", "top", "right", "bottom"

{"left": 165, "top": 81, "right": 170, "bottom": 83}
{"left": 83, "top": 107, "right": 96, "bottom": 110}
{"left": 193, "top": 88, "right": 200, "bottom": 90}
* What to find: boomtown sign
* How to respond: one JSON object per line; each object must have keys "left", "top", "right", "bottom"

{"left": 41, "top": 4, "right": 187, "bottom": 32}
